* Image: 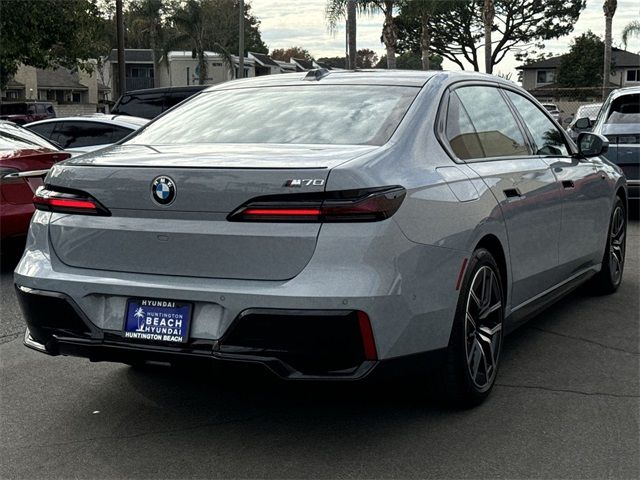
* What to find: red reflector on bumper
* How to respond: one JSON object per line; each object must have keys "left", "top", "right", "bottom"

{"left": 357, "top": 311, "right": 378, "bottom": 361}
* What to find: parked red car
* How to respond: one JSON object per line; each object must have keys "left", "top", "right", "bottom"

{"left": 0, "top": 102, "right": 56, "bottom": 125}
{"left": 0, "top": 121, "right": 70, "bottom": 241}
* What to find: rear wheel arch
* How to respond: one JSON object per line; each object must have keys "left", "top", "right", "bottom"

{"left": 475, "top": 235, "right": 508, "bottom": 299}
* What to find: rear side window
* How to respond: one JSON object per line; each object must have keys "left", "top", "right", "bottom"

{"left": 113, "top": 94, "right": 164, "bottom": 119}
{"left": 605, "top": 93, "right": 640, "bottom": 124}
{"left": 164, "top": 92, "right": 194, "bottom": 110}
{"left": 506, "top": 91, "right": 569, "bottom": 156}
{"left": 446, "top": 86, "right": 529, "bottom": 160}
{"left": 127, "top": 86, "right": 419, "bottom": 146}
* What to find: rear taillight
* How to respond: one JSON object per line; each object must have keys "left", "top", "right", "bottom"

{"left": 228, "top": 186, "right": 406, "bottom": 223}
{"left": 33, "top": 187, "right": 110, "bottom": 216}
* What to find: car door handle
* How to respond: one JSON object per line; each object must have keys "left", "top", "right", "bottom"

{"left": 562, "top": 180, "right": 575, "bottom": 189}
{"left": 503, "top": 188, "right": 522, "bottom": 198}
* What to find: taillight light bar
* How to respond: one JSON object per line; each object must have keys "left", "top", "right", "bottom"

{"left": 228, "top": 186, "right": 406, "bottom": 223}
{"left": 33, "top": 187, "right": 110, "bottom": 216}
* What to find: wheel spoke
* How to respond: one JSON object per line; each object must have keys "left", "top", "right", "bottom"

{"left": 464, "top": 265, "right": 503, "bottom": 390}
{"left": 479, "top": 301, "right": 502, "bottom": 320}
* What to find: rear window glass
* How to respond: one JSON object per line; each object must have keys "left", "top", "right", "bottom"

{"left": 605, "top": 94, "right": 640, "bottom": 124}
{"left": 113, "top": 94, "right": 164, "bottom": 119}
{"left": 127, "top": 86, "right": 418, "bottom": 146}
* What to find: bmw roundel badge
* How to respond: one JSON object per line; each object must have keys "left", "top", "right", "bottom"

{"left": 151, "top": 176, "right": 176, "bottom": 206}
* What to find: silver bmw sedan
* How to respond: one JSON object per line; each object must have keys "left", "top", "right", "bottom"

{"left": 14, "top": 70, "right": 627, "bottom": 407}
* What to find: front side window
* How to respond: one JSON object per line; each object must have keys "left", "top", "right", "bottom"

{"left": 506, "top": 91, "right": 569, "bottom": 156}
{"left": 449, "top": 86, "right": 529, "bottom": 160}
{"left": 128, "top": 86, "right": 419, "bottom": 146}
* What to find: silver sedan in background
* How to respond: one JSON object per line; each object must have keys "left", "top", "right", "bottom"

{"left": 15, "top": 70, "right": 627, "bottom": 408}
{"left": 25, "top": 114, "right": 148, "bottom": 154}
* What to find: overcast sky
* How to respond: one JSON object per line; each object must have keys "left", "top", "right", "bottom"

{"left": 250, "top": 0, "right": 640, "bottom": 77}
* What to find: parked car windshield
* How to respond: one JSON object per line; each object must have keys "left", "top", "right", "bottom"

{"left": 605, "top": 94, "right": 640, "bottom": 124}
{"left": 127, "top": 86, "right": 419, "bottom": 146}
{"left": 0, "top": 122, "right": 59, "bottom": 150}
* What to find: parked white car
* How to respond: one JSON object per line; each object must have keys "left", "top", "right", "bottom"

{"left": 25, "top": 114, "right": 148, "bottom": 154}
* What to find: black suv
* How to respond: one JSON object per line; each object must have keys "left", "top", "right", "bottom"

{"left": 111, "top": 86, "right": 207, "bottom": 119}
{"left": 0, "top": 102, "right": 56, "bottom": 125}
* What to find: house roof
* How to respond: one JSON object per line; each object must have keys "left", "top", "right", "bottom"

{"left": 5, "top": 79, "right": 25, "bottom": 89}
{"left": 519, "top": 48, "right": 640, "bottom": 70}
{"left": 290, "top": 57, "right": 314, "bottom": 71}
{"left": 108, "top": 49, "right": 154, "bottom": 63}
{"left": 249, "top": 52, "right": 279, "bottom": 68}
{"left": 36, "top": 68, "right": 87, "bottom": 90}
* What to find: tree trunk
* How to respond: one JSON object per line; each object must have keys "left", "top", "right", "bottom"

{"left": 483, "top": 0, "right": 494, "bottom": 74}
{"left": 116, "top": 0, "right": 126, "bottom": 97}
{"left": 382, "top": 2, "right": 397, "bottom": 69}
{"left": 603, "top": 0, "right": 617, "bottom": 99}
{"left": 150, "top": 30, "right": 159, "bottom": 88}
{"left": 420, "top": 12, "right": 430, "bottom": 70}
{"left": 198, "top": 48, "right": 207, "bottom": 84}
{"left": 347, "top": 0, "right": 356, "bottom": 69}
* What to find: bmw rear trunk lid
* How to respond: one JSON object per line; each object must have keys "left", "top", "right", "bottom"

{"left": 45, "top": 143, "right": 376, "bottom": 280}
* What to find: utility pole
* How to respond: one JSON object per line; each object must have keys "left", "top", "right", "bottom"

{"left": 347, "top": 0, "right": 356, "bottom": 69}
{"left": 116, "top": 0, "right": 126, "bottom": 97}
{"left": 238, "top": 0, "right": 244, "bottom": 78}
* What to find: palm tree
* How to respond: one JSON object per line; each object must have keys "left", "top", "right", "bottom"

{"left": 602, "top": 0, "right": 617, "bottom": 99}
{"left": 400, "top": 0, "right": 456, "bottom": 70}
{"left": 483, "top": 0, "right": 495, "bottom": 74}
{"left": 130, "top": 0, "right": 164, "bottom": 79}
{"left": 169, "top": 0, "right": 208, "bottom": 84}
{"left": 346, "top": 0, "right": 356, "bottom": 69}
{"left": 621, "top": 19, "right": 640, "bottom": 48}
{"left": 326, "top": 0, "right": 398, "bottom": 69}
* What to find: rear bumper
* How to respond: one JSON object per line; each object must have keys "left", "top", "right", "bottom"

{"left": 17, "top": 286, "right": 377, "bottom": 380}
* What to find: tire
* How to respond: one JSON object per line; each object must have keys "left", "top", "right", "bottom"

{"left": 588, "top": 196, "right": 626, "bottom": 295}
{"left": 441, "top": 249, "right": 504, "bottom": 408}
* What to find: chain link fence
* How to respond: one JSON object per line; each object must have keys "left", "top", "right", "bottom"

{"left": 529, "top": 86, "right": 614, "bottom": 128}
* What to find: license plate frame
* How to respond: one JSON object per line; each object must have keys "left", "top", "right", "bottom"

{"left": 123, "top": 298, "right": 192, "bottom": 344}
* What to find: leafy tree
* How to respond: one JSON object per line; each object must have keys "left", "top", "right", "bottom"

{"left": 398, "top": 0, "right": 456, "bottom": 70}
{"left": 129, "top": 0, "right": 166, "bottom": 76}
{"left": 317, "top": 56, "right": 347, "bottom": 68}
{"left": 270, "top": 47, "right": 313, "bottom": 62}
{"left": 397, "top": 0, "right": 585, "bottom": 72}
{"left": 376, "top": 52, "right": 442, "bottom": 70}
{"left": 326, "top": 0, "right": 399, "bottom": 69}
{"left": 164, "top": 0, "right": 267, "bottom": 84}
{"left": 621, "top": 19, "right": 640, "bottom": 48}
{"left": 318, "top": 49, "right": 379, "bottom": 69}
{"left": 0, "top": 0, "right": 108, "bottom": 89}
{"left": 356, "top": 48, "right": 379, "bottom": 68}
{"left": 556, "top": 31, "right": 605, "bottom": 89}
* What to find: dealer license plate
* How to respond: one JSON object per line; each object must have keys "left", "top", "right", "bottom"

{"left": 123, "top": 298, "right": 192, "bottom": 343}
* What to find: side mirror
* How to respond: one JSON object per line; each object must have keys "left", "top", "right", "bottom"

{"left": 577, "top": 132, "right": 609, "bottom": 158}
{"left": 574, "top": 117, "right": 591, "bottom": 129}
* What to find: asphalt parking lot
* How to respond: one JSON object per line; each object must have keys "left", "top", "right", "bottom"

{"left": 1, "top": 216, "right": 638, "bottom": 479}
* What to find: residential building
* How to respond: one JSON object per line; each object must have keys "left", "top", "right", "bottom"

{"left": 1, "top": 62, "right": 109, "bottom": 117}
{"left": 104, "top": 49, "right": 155, "bottom": 98}
{"left": 518, "top": 48, "right": 640, "bottom": 96}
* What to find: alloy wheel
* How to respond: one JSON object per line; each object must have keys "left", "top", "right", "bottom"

{"left": 609, "top": 205, "right": 626, "bottom": 284}
{"left": 464, "top": 266, "right": 503, "bottom": 392}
